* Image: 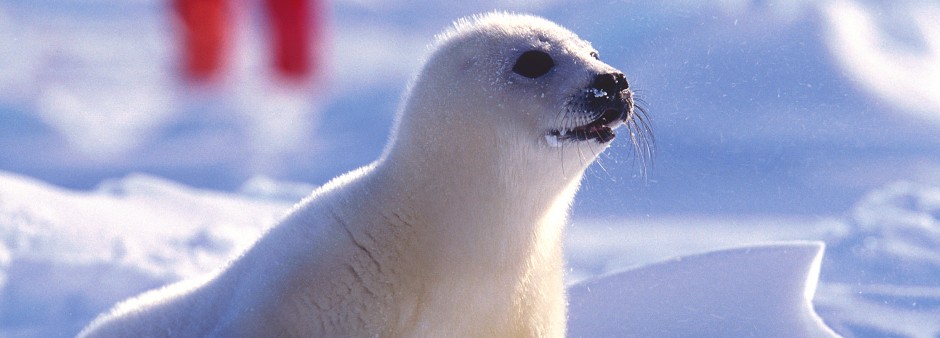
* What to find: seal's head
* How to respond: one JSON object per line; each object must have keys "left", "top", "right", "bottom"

{"left": 387, "top": 12, "right": 650, "bottom": 182}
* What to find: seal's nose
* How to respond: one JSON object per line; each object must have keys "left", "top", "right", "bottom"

{"left": 592, "top": 72, "right": 629, "bottom": 94}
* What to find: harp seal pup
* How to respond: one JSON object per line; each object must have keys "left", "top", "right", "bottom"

{"left": 79, "top": 12, "right": 649, "bottom": 337}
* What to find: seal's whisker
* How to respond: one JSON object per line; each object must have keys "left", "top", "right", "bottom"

{"left": 588, "top": 140, "right": 610, "bottom": 177}
{"left": 635, "top": 104, "right": 654, "bottom": 154}
{"left": 627, "top": 101, "right": 654, "bottom": 177}
{"left": 627, "top": 122, "right": 647, "bottom": 177}
{"left": 554, "top": 100, "right": 570, "bottom": 129}
{"left": 559, "top": 136, "right": 568, "bottom": 177}
{"left": 575, "top": 142, "right": 587, "bottom": 167}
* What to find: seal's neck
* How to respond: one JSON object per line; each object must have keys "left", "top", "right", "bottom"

{"left": 375, "top": 129, "right": 586, "bottom": 280}
{"left": 379, "top": 129, "right": 585, "bottom": 239}
{"left": 368, "top": 154, "right": 579, "bottom": 335}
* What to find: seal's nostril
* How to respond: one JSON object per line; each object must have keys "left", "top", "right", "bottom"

{"left": 616, "top": 73, "right": 629, "bottom": 90}
{"left": 592, "top": 72, "right": 629, "bottom": 93}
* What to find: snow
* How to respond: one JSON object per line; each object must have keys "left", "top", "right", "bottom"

{"left": 2, "top": 0, "right": 940, "bottom": 336}
{"left": 822, "top": 0, "right": 940, "bottom": 121}
{"left": 568, "top": 242, "right": 836, "bottom": 337}
{"left": 2, "top": 172, "right": 940, "bottom": 337}
{"left": 0, "top": 173, "right": 286, "bottom": 337}
{"left": 816, "top": 181, "right": 940, "bottom": 336}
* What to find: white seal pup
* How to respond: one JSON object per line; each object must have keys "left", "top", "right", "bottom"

{"left": 79, "top": 12, "right": 650, "bottom": 337}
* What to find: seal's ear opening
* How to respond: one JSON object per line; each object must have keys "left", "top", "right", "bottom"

{"left": 513, "top": 50, "right": 554, "bottom": 78}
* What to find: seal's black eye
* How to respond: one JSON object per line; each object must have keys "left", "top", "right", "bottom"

{"left": 512, "top": 50, "right": 554, "bottom": 78}
{"left": 590, "top": 51, "right": 599, "bottom": 60}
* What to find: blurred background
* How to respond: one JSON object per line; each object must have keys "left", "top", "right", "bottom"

{"left": 2, "top": 0, "right": 939, "bottom": 218}
{"left": 2, "top": 0, "right": 940, "bottom": 336}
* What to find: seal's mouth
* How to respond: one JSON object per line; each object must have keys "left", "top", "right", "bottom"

{"left": 546, "top": 107, "right": 629, "bottom": 146}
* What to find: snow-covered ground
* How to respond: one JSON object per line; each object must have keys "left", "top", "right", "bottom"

{"left": 1, "top": 172, "right": 939, "bottom": 336}
{"left": 2, "top": 0, "right": 940, "bottom": 336}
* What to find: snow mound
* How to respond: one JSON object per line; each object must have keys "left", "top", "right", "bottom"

{"left": 0, "top": 172, "right": 288, "bottom": 337}
{"left": 568, "top": 242, "right": 838, "bottom": 337}
{"left": 816, "top": 180, "right": 940, "bottom": 337}
{"left": 237, "top": 175, "right": 316, "bottom": 202}
{"left": 837, "top": 181, "right": 940, "bottom": 273}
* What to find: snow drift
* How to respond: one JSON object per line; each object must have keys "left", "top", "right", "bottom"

{"left": 569, "top": 242, "right": 837, "bottom": 337}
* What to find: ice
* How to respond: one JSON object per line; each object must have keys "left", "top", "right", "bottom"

{"left": 586, "top": 87, "right": 607, "bottom": 98}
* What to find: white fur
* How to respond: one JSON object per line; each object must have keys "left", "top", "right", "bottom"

{"left": 79, "top": 12, "right": 624, "bottom": 337}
